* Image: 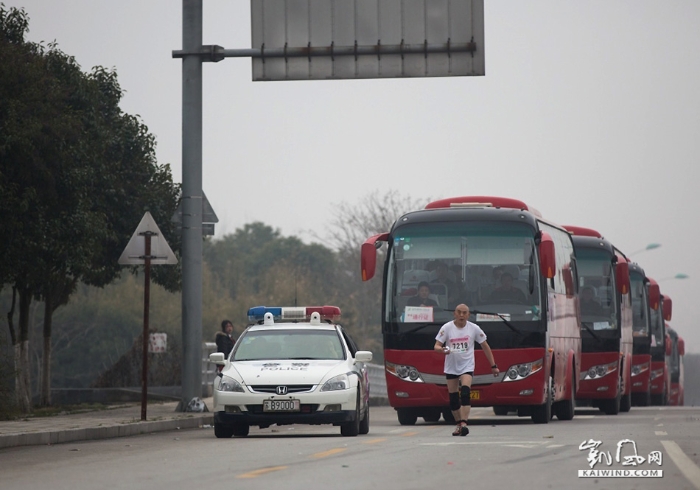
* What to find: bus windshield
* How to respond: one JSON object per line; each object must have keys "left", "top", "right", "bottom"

{"left": 650, "top": 307, "right": 663, "bottom": 348}
{"left": 630, "top": 273, "right": 649, "bottom": 338}
{"left": 385, "top": 222, "right": 542, "bottom": 325}
{"left": 576, "top": 249, "right": 617, "bottom": 330}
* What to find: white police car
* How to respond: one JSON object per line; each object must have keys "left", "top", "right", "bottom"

{"left": 209, "top": 306, "right": 372, "bottom": 437}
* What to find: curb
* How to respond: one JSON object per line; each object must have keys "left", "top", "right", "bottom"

{"left": 0, "top": 414, "right": 214, "bottom": 450}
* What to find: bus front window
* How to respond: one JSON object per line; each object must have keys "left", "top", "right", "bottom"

{"left": 576, "top": 249, "right": 617, "bottom": 330}
{"left": 630, "top": 275, "right": 649, "bottom": 338}
{"left": 385, "top": 222, "right": 542, "bottom": 325}
{"left": 650, "top": 308, "right": 663, "bottom": 348}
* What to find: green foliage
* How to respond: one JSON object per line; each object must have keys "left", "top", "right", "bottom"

{"left": 0, "top": 4, "right": 180, "bottom": 410}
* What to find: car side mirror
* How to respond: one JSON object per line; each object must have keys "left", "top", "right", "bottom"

{"left": 355, "top": 351, "right": 373, "bottom": 363}
{"left": 209, "top": 352, "right": 225, "bottom": 365}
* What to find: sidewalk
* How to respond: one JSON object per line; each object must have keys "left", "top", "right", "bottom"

{"left": 0, "top": 397, "right": 214, "bottom": 450}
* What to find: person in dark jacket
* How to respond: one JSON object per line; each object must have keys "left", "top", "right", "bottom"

{"left": 215, "top": 320, "right": 236, "bottom": 359}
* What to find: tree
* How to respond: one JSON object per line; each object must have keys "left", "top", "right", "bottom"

{"left": 324, "top": 190, "right": 429, "bottom": 357}
{"left": 0, "top": 6, "right": 180, "bottom": 410}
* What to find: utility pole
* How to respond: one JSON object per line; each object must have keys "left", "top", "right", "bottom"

{"left": 179, "top": 0, "right": 204, "bottom": 410}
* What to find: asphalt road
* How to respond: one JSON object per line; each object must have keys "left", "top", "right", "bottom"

{"left": 2, "top": 406, "right": 699, "bottom": 490}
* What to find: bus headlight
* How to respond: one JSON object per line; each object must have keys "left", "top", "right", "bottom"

{"left": 631, "top": 361, "right": 650, "bottom": 377}
{"left": 386, "top": 362, "right": 424, "bottom": 383}
{"left": 650, "top": 368, "right": 665, "bottom": 380}
{"left": 503, "top": 358, "right": 543, "bottom": 382}
{"left": 581, "top": 361, "right": 617, "bottom": 380}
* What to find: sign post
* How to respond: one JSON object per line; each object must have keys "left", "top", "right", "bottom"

{"left": 119, "top": 212, "right": 177, "bottom": 420}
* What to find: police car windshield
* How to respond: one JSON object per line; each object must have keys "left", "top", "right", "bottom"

{"left": 233, "top": 329, "right": 346, "bottom": 361}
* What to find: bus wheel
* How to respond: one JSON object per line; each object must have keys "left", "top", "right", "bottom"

{"left": 601, "top": 379, "right": 621, "bottom": 415}
{"left": 532, "top": 376, "right": 552, "bottom": 424}
{"left": 633, "top": 391, "right": 651, "bottom": 406}
{"left": 555, "top": 374, "right": 575, "bottom": 421}
{"left": 423, "top": 410, "right": 441, "bottom": 423}
{"left": 493, "top": 406, "right": 510, "bottom": 416}
{"left": 397, "top": 408, "right": 417, "bottom": 426}
{"left": 620, "top": 391, "right": 632, "bottom": 412}
{"left": 442, "top": 409, "right": 456, "bottom": 424}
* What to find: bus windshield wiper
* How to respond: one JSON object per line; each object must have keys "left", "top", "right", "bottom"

{"left": 399, "top": 322, "right": 441, "bottom": 338}
{"left": 470, "top": 309, "right": 524, "bottom": 336}
{"left": 580, "top": 322, "right": 603, "bottom": 343}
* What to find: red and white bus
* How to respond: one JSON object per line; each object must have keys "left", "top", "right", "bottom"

{"left": 667, "top": 326, "right": 685, "bottom": 406}
{"left": 649, "top": 291, "right": 673, "bottom": 405}
{"left": 562, "top": 226, "right": 633, "bottom": 415}
{"left": 629, "top": 265, "right": 660, "bottom": 406}
{"left": 361, "top": 196, "right": 581, "bottom": 424}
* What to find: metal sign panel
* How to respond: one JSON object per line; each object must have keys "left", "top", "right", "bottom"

{"left": 118, "top": 212, "right": 178, "bottom": 265}
{"left": 251, "top": 0, "right": 484, "bottom": 81}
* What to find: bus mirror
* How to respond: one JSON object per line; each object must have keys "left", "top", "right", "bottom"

{"left": 563, "top": 264, "right": 574, "bottom": 296}
{"left": 361, "top": 233, "right": 389, "bottom": 282}
{"left": 662, "top": 295, "right": 673, "bottom": 321}
{"left": 538, "top": 232, "right": 556, "bottom": 279}
{"left": 648, "top": 281, "right": 660, "bottom": 310}
{"left": 665, "top": 334, "right": 672, "bottom": 356}
{"left": 615, "top": 261, "right": 630, "bottom": 295}
{"left": 361, "top": 242, "right": 377, "bottom": 281}
{"left": 679, "top": 338, "right": 685, "bottom": 357}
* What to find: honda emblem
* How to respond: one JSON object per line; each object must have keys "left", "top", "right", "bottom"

{"left": 276, "top": 386, "right": 288, "bottom": 395}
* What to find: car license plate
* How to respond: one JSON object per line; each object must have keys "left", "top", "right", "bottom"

{"left": 263, "top": 399, "right": 300, "bottom": 412}
{"left": 470, "top": 390, "right": 480, "bottom": 400}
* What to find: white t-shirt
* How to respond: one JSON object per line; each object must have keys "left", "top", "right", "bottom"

{"left": 435, "top": 321, "right": 487, "bottom": 375}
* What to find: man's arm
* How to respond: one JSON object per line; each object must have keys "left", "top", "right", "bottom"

{"left": 434, "top": 340, "right": 449, "bottom": 355}
{"left": 480, "top": 341, "right": 500, "bottom": 376}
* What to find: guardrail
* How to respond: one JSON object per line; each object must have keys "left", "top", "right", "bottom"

{"left": 366, "top": 363, "right": 388, "bottom": 404}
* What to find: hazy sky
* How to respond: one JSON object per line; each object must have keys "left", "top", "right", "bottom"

{"left": 6, "top": 1, "right": 699, "bottom": 352}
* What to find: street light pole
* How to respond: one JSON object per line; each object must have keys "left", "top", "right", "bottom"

{"left": 657, "top": 273, "right": 690, "bottom": 282}
{"left": 628, "top": 243, "right": 662, "bottom": 257}
{"left": 180, "top": 0, "right": 204, "bottom": 411}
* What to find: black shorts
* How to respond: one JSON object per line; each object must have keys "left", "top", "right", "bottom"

{"left": 446, "top": 372, "right": 474, "bottom": 380}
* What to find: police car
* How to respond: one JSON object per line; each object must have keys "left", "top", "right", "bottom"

{"left": 209, "top": 306, "right": 372, "bottom": 437}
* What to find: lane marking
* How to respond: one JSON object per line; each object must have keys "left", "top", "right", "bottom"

{"left": 312, "top": 448, "right": 347, "bottom": 459}
{"left": 237, "top": 466, "right": 288, "bottom": 479}
{"left": 401, "top": 431, "right": 419, "bottom": 437}
{"left": 421, "top": 441, "right": 547, "bottom": 446}
{"left": 661, "top": 440, "right": 700, "bottom": 490}
{"left": 362, "top": 438, "right": 386, "bottom": 445}
{"left": 657, "top": 423, "right": 664, "bottom": 427}
{"left": 655, "top": 431, "right": 668, "bottom": 436}
{"left": 547, "top": 444, "right": 564, "bottom": 448}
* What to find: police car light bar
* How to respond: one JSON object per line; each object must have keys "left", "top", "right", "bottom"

{"left": 247, "top": 306, "right": 341, "bottom": 323}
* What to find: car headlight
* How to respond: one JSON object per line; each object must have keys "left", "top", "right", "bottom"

{"left": 581, "top": 361, "right": 618, "bottom": 380}
{"left": 631, "top": 362, "right": 650, "bottom": 377}
{"left": 321, "top": 373, "right": 350, "bottom": 391}
{"left": 650, "top": 368, "right": 665, "bottom": 380}
{"left": 503, "top": 358, "right": 543, "bottom": 382}
{"left": 385, "top": 362, "right": 424, "bottom": 383}
{"left": 218, "top": 375, "right": 244, "bottom": 392}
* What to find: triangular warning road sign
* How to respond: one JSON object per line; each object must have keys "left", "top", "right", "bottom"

{"left": 118, "top": 212, "right": 178, "bottom": 265}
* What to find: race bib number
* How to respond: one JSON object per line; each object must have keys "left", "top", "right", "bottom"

{"left": 450, "top": 340, "right": 469, "bottom": 353}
